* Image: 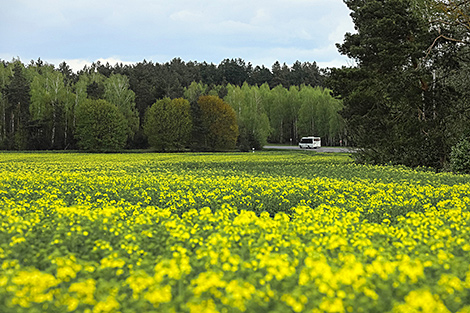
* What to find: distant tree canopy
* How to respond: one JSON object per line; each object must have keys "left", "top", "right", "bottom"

{"left": 0, "top": 57, "right": 344, "bottom": 151}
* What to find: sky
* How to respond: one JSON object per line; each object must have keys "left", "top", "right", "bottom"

{"left": 1, "top": 0, "right": 355, "bottom": 73}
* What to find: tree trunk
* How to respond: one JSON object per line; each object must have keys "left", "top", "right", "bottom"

{"left": 1, "top": 102, "right": 5, "bottom": 141}
{"left": 51, "top": 100, "right": 57, "bottom": 148}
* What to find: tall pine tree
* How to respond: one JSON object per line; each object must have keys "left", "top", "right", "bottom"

{"left": 4, "top": 62, "right": 30, "bottom": 150}
{"left": 329, "top": 0, "right": 458, "bottom": 168}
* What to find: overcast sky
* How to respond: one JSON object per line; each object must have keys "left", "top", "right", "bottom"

{"left": 1, "top": 0, "right": 355, "bottom": 72}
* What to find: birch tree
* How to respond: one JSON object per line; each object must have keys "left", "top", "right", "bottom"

{"left": 104, "top": 74, "right": 139, "bottom": 142}
{"left": 224, "top": 83, "right": 270, "bottom": 150}
{"left": 30, "top": 67, "right": 73, "bottom": 149}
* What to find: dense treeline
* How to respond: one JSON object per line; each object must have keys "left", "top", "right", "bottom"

{"left": 0, "top": 58, "right": 342, "bottom": 151}
{"left": 328, "top": 0, "right": 470, "bottom": 170}
{"left": 223, "top": 83, "right": 343, "bottom": 148}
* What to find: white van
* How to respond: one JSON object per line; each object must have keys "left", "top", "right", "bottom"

{"left": 299, "top": 136, "right": 321, "bottom": 149}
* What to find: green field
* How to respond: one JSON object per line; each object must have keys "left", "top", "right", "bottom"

{"left": 0, "top": 152, "right": 469, "bottom": 312}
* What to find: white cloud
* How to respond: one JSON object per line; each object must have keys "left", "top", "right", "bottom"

{"left": 170, "top": 10, "right": 203, "bottom": 22}
{"left": 329, "top": 15, "right": 355, "bottom": 43}
{"left": 317, "top": 58, "right": 355, "bottom": 69}
{"left": 1, "top": 0, "right": 354, "bottom": 69}
{"left": 250, "top": 9, "right": 271, "bottom": 25}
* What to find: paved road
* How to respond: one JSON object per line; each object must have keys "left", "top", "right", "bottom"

{"left": 263, "top": 145, "right": 354, "bottom": 153}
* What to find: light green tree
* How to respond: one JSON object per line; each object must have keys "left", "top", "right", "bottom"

{"left": 267, "top": 85, "right": 289, "bottom": 143}
{"left": 184, "top": 82, "right": 208, "bottom": 104}
{"left": 73, "top": 72, "right": 106, "bottom": 135}
{"left": 225, "top": 83, "right": 270, "bottom": 150}
{"left": 288, "top": 85, "right": 302, "bottom": 142}
{"left": 298, "top": 86, "right": 320, "bottom": 137}
{"left": 30, "top": 66, "right": 74, "bottom": 149}
{"left": 104, "top": 74, "right": 139, "bottom": 142}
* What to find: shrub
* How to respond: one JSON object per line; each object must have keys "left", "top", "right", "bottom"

{"left": 450, "top": 137, "right": 470, "bottom": 174}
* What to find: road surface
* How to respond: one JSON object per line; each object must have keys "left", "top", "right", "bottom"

{"left": 263, "top": 145, "right": 354, "bottom": 153}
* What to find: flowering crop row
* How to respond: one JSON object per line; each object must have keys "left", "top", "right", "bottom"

{"left": 0, "top": 152, "right": 470, "bottom": 312}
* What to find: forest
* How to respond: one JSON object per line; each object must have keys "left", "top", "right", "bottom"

{"left": 0, "top": 58, "right": 343, "bottom": 152}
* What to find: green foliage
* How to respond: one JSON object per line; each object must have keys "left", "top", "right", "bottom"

{"left": 267, "top": 85, "right": 289, "bottom": 143}
{"left": 224, "top": 83, "right": 344, "bottom": 146}
{"left": 0, "top": 58, "right": 336, "bottom": 151}
{"left": 329, "top": 0, "right": 468, "bottom": 169}
{"left": 224, "top": 83, "right": 271, "bottom": 151}
{"left": 218, "top": 58, "right": 252, "bottom": 86}
{"left": 184, "top": 82, "right": 208, "bottom": 104}
{"left": 297, "top": 86, "right": 343, "bottom": 145}
{"left": 75, "top": 99, "right": 127, "bottom": 151}
{"left": 197, "top": 95, "right": 239, "bottom": 151}
{"left": 4, "top": 62, "right": 31, "bottom": 150}
{"left": 0, "top": 62, "right": 12, "bottom": 149}
{"left": 410, "top": 0, "right": 470, "bottom": 44}
{"left": 450, "top": 137, "right": 470, "bottom": 174}
{"left": 143, "top": 97, "right": 192, "bottom": 151}
{"left": 86, "top": 81, "right": 104, "bottom": 99}
{"left": 75, "top": 72, "right": 106, "bottom": 101}
{"left": 29, "top": 66, "right": 75, "bottom": 149}
{"left": 104, "top": 74, "right": 139, "bottom": 142}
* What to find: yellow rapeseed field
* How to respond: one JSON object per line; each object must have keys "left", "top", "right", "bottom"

{"left": 0, "top": 152, "right": 469, "bottom": 312}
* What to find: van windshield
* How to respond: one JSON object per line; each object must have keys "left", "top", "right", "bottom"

{"left": 300, "top": 138, "right": 313, "bottom": 143}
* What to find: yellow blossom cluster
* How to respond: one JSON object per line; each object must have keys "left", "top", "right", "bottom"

{"left": 0, "top": 152, "right": 470, "bottom": 312}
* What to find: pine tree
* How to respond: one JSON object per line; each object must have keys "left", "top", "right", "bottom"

{"left": 4, "top": 62, "right": 30, "bottom": 149}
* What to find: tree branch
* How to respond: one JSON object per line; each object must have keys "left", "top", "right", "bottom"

{"left": 423, "top": 33, "right": 466, "bottom": 64}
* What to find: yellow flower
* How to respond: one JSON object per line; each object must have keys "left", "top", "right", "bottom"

{"left": 191, "top": 271, "right": 227, "bottom": 296}
{"left": 391, "top": 289, "right": 450, "bottom": 313}
{"left": 144, "top": 285, "right": 172, "bottom": 307}
{"left": 319, "top": 297, "right": 345, "bottom": 313}
{"left": 92, "top": 296, "right": 120, "bottom": 313}
{"left": 186, "top": 299, "right": 219, "bottom": 313}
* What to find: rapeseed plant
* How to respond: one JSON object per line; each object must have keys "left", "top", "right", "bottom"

{"left": 0, "top": 152, "right": 469, "bottom": 312}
